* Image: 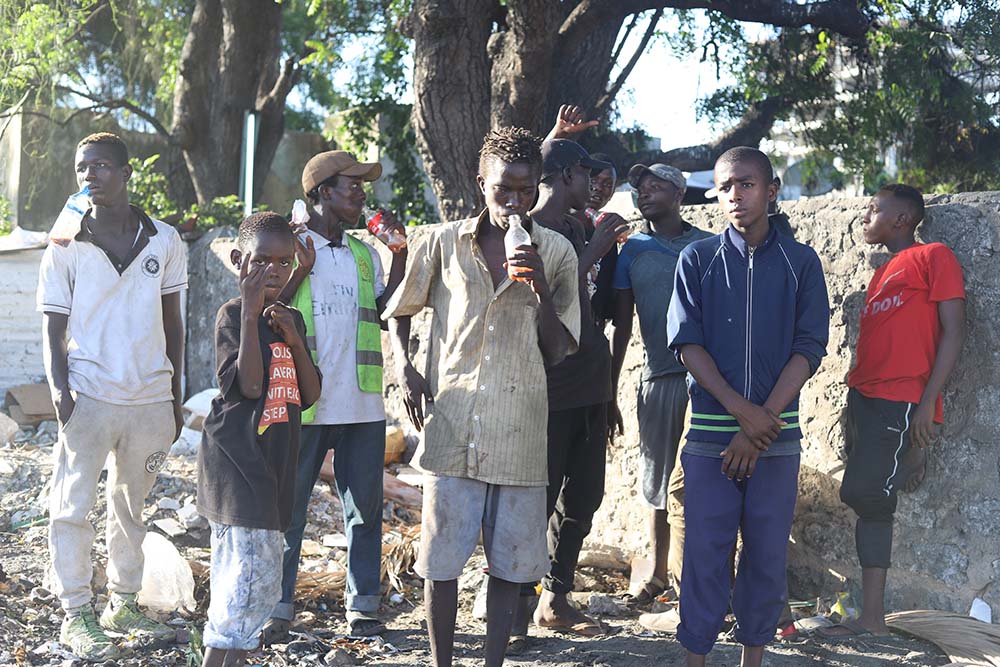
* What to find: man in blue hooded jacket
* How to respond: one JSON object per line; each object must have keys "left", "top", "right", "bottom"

{"left": 667, "top": 146, "right": 829, "bottom": 667}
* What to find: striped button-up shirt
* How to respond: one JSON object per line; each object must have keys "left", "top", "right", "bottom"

{"left": 383, "top": 212, "right": 580, "bottom": 486}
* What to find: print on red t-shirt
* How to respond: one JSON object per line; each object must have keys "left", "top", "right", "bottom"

{"left": 847, "top": 243, "right": 965, "bottom": 423}
{"left": 258, "top": 342, "right": 302, "bottom": 435}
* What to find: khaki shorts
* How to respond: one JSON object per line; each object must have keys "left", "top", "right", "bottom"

{"left": 415, "top": 475, "right": 548, "bottom": 583}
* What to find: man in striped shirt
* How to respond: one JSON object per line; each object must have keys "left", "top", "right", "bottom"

{"left": 384, "top": 128, "right": 580, "bottom": 667}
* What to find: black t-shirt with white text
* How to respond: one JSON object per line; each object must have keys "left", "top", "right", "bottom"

{"left": 197, "top": 298, "right": 319, "bottom": 531}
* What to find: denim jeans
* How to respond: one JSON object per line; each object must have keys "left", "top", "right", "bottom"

{"left": 272, "top": 421, "right": 386, "bottom": 619}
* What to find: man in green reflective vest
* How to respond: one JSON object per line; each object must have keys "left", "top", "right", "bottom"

{"left": 265, "top": 151, "right": 407, "bottom": 639}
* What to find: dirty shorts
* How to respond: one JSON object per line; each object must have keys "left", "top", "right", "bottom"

{"left": 204, "top": 521, "right": 283, "bottom": 650}
{"left": 637, "top": 373, "right": 689, "bottom": 509}
{"left": 415, "top": 475, "right": 549, "bottom": 584}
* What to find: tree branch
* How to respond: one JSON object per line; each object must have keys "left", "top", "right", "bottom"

{"left": 609, "top": 12, "right": 641, "bottom": 66}
{"left": 594, "top": 9, "right": 663, "bottom": 116}
{"left": 55, "top": 84, "right": 174, "bottom": 140}
{"left": 632, "top": 95, "right": 786, "bottom": 171}
{"left": 559, "top": 0, "right": 871, "bottom": 58}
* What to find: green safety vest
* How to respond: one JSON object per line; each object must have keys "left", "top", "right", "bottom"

{"left": 291, "top": 234, "right": 383, "bottom": 423}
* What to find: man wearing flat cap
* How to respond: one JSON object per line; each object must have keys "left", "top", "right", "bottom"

{"left": 265, "top": 150, "right": 407, "bottom": 639}
{"left": 611, "top": 163, "right": 712, "bottom": 615}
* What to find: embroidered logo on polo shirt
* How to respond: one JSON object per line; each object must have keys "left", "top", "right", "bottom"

{"left": 141, "top": 254, "right": 161, "bottom": 277}
{"left": 145, "top": 451, "right": 167, "bottom": 473}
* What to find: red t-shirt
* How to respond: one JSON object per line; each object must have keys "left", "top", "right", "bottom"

{"left": 847, "top": 243, "right": 965, "bottom": 422}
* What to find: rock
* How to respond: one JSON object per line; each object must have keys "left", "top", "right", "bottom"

{"left": 182, "top": 389, "right": 217, "bottom": 431}
{"left": 176, "top": 503, "right": 207, "bottom": 530}
{"left": 577, "top": 546, "right": 629, "bottom": 572}
{"left": 170, "top": 426, "right": 202, "bottom": 457}
{"left": 287, "top": 639, "right": 318, "bottom": 654}
{"left": 13, "top": 428, "right": 33, "bottom": 443}
{"left": 586, "top": 593, "right": 625, "bottom": 617}
{"left": 321, "top": 533, "right": 348, "bottom": 549}
{"left": 35, "top": 420, "right": 58, "bottom": 438}
{"left": 0, "top": 412, "right": 19, "bottom": 445}
{"left": 157, "top": 497, "right": 182, "bottom": 512}
{"left": 384, "top": 425, "right": 406, "bottom": 464}
{"left": 152, "top": 518, "right": 186, "bottom": 538}
{"left": 323, "top": 648, "right": 356, "bottom": 666}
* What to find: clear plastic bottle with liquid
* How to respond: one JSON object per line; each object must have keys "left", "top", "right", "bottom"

{"left": 364, "top": 206, "right": 407, "bottom": 253}
{"left": 49, "top": 185, "right": 90, "bottom": 246}
{"left": 504, "top": 214, "right": 532, "bottom": 282}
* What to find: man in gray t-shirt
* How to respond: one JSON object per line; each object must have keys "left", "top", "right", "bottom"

{"left": 611, "top": 164, "right": 711, "bottom": 606}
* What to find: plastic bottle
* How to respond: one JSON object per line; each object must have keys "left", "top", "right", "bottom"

{"left": 585, "top": 207, "right": 629, "bottom": 243}
{"left": 504, "top": 214, "right": 532, "bottom": 282}
{"left": 365, "top": 206, "right": 407, "bottom": 253}
{"left": 291, "top": 198, "right": 309, "bottom": 230}
{"left": 49, "top": 185, "right": 90, "bottom": 247}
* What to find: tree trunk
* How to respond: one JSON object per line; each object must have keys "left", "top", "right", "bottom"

{"left": 171, "top": 0, "right": 292, "bottom": 205}
{"left": 409, "top": 0, "right": 496, "bottom": 222}
{"left": 409, "top": 0, "right": 873, "bottom": 221}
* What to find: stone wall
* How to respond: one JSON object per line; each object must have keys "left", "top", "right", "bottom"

{"left": 0, "top": 248, "right": 46, "bottom": 397}
{"left": 185, "top": 193, "right": 1000, "bottom": 617}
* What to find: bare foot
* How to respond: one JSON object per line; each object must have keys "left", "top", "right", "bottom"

{"left": 533, "top": 590, "right": 603, "bottom": 636}
{"left": 899, "top": 447, "right": 927, "bottom": 493}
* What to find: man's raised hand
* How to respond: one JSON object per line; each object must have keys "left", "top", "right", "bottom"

{"left": 546, "top": 104, "right": 599, "bottom": 142}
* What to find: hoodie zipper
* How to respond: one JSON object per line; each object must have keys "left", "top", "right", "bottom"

{"left": 744, "top": 246, "right": 755, "bottom": 398}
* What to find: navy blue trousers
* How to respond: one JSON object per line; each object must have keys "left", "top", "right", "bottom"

{"left": 677, "top": 452, "right": 799, "bottom": 655}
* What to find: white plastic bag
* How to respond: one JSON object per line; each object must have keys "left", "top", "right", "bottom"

{"left": 137, "top": 532, "right": 196, "bottom": 613}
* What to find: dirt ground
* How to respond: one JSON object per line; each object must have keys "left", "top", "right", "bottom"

{"left": 0, "top": 428, "right": 954, "bottom": 667}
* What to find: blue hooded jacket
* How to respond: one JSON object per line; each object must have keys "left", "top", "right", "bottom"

{"left": 667, "top": 223, "right": 830, "bottom": 444}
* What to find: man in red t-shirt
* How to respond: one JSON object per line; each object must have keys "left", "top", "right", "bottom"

{"left": 820, "top": 184, "right": 966, "bottom": 640}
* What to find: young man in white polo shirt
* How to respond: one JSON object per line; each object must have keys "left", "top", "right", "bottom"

{"left": 37, "top": 132, "right": 187, "bottom": 661}
{"left": 264, "top": 151, "right": 407, "bottom": 639}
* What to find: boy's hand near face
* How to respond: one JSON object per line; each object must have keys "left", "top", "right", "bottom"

{"left": 264, "top": 303, "right": 300, "bottom": 346}
{"left": 239, "top": 253, "right": 268, "bottom": 319}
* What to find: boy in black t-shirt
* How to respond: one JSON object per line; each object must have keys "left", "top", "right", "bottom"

{"left": 196, "top": 212, "right": 321, "bottom": 667}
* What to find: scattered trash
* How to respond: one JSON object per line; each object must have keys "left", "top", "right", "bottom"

{"left": 970, "top": 597, "right": 993, "bottom": 624}
{"left": 384, "top": 425, "right": 406, "bottom": 465}
{"left": 587, "top": 593, "right": 625, "bottom": 617}
{"left": 153, "top": 517, "right": 187, "bottom": 538}
{"left": 638, "top": 608, "right": 680, "bottom": 634}
{"left": 177, "top": 503, "right": 208, "bottom": 530}
{"left": 322, "top": 533, "right": 349, "bottom": 549}
{"left": 887, "top": 609, "right": 1000, "bottom": 666}
{"left": 795, "top": 614, "right": 835, "bottom": 632}
{"left": 4, "top": 384, "right": 57, "bottom": 426}
{"left": 170, "top": 427, "right": 203, "bottom": 457}
{"left": 158, "top": 497, "right": 182, "bottom": 512}
{"left": 138, "top": 532, "right": 196, "bottom": 613}
{"left": 577, "top": 546, "right": 629, "bottom": 572}
{"left": 831, "top": 591, "right": 859, "bottom": 621}
{"left": 0, "top": 412, "right": 21, "bottom": 445}
{"left": 182, "top": 389, "right": 217, "bottom": 431}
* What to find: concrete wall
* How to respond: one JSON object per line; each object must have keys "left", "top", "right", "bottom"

{"left": 179, "top": 192, "right": 1000, "bottom": 618}
{"left": 0, "top": 248, "right": 46, "bottom": 397}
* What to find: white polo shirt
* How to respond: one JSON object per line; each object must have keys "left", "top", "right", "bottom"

{"left": 303, "top": 230, "right": 386, "bottom": 425}
{"left": 36, "top": 210, "right": 188, "bottom": 405}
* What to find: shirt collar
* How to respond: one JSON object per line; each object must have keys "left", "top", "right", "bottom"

{"left": 303, "top": 228, "right": 333, "bottom": 250}
{"left": 724, "top": 219, "right": 777, "bottom": 257}
{"left": 75, "top": 205, "right": 158, "bottom": 242}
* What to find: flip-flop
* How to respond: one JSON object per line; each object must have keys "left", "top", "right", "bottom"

{"left": 815, "top": 620, "right": 891, "bottom": 642}
{"left": 507, "top": 634, "right": 529, "bottom": 654}
{"left": 537, "top": 617, "right": 605, "bottom": 637}
{"left": 622, "top": 576, "right": 666, "bottom": 605}
{"left": 347, "top": 612, "right": 386, "bottom": 637}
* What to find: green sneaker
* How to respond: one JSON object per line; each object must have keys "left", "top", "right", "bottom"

{"left": 61, "top": 607, "right": 121, "bottom": 662}
{"left": 99, "top": 593, "right": 175, "bottom": 641}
